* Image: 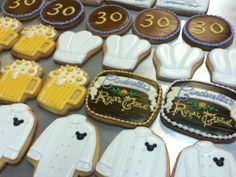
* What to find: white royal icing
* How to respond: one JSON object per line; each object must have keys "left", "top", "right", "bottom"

{"left": 96, "top": 127, "right": 168, "bottom": 177}
{"left": 208, "top": 48, "right": 236, "bottom": 87}
{"left": 174, "top": 141, "right": 236, "bottom": 177}
{"left": 54, "top": 31, "right": 103, "bottom": 65}
{"left": 107, "top": 0, "right": 156, "bottom": 8}
{"left": 0, "top": 104, "right": 35, "bottom": 161}
{"left": 103, "top": 34, "right": 151, "bottom": 70}
{"left": 1, "top": 59, "right": 43, "bottom": 80}
{"left": 27, "top": 114, "right": 97, "bottom": 177}
{"left": 155, "top": 43, "right": 204, "bottom": 80}
{"left": 0, "top": 17, "right": 22, "bottom": 31}
{"left": 48, "top": 66, "right": 89, "bottom": 86}
{"left": 89, "top": 75, "right": 158, "bottom": 111}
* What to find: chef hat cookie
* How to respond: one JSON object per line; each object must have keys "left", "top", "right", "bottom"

{"left": 12, "top": 24, "right": 58, "bottom": 61}
{"left": 207, "top": 48, "right": 236, "bottom": 88}
{"left": 105, "top": 0, "right": 156, "bottom": 10}
{"left": 54, "top": 31, "right": 103, "bottom": 66}
{"left": 154, "top": 42, "right": 204, "bottom": 82}
{"left": 0, "top": 59, "right": 43, "bottom": 103}
{"left": 96, "top": 127, "right": 170, "bottom": 177}
{"left": 0, "top": 103, "right": 37, "bottom": 170}
{"left": 103, "top": 34, "right": 151, "bottom": 71}
{"left": 37, "top": 65, "right": 89, "bottom": 115}
{"left": 173, "top": 141, "right": 236, "bottom": 177}
{"left": 27, "top": 114, "right": 99, "bottom": 177}
{"left": 0, "top": 17, "right": 22, "bottom": 52}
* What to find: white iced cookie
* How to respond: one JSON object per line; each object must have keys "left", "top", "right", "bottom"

{"left": 156, "top": 0, "right": 210, "bottom": 16}
{"left": 207, "top": 48, "right": 236, "bottom": 88}
{"left": 154, "top": 42, "right": 204, "bottom": 81}
{"left": 0, "top": 103, "right": 36, "bottom": 169}
{"left": 173, "top": 141, "right": 236, "bottom": 177}
{"left": 0, "top": 17, "right": 22, "bottom": 32}
{"left": 81, "top": 0, "right": 104, "bottom": 5}
{"left": 96, "top": 127, "right": 169, "bottom": 177}
{"left": 53, "top": 31, "right": 103, "bottom": 65}
{"left": 103, "top": 34, "right": 151, "bottom": 71}
{"left": 27, "top": 114, "right": 99, "bottom": 177}
{"left": 106, "top": 0, "right": 156, "bottom": 9}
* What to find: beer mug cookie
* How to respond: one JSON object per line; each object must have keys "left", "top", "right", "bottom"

{"left": 11, "top": 24, "right": 58, "bottom": 61}
{"left": 0, "top": 17, "right": 22, "bottom": 52}
{"left": 0, "top": 60, "right": 43, "bottom": 103}
{"left": 2, "top": 0, "right": 45, "bottom": 21}
{"left": 37, "top": 66, "right": 89, "bottom": 115}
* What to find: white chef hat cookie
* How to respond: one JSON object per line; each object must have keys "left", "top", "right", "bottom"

{"left": 103, "top": 34, "right": 151, "bottom": 71}
{"left": 154, "top": 42, "right": 204, "bottom": 82}
{"left": 53, "top": 31, "right": 103, "bottom": 66}
{"left": 0, "top": 17, "right": 22, "bottom": 32}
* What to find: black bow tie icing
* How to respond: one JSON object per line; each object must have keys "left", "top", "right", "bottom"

{"left": 145, "top": 142, "right": 157, "bottom": 152}
{"left": 13, "top": 117, "right": 24, "bottom": 126}
{"left": 75, "top": 131, "right": 87, "bottom": 140}
{"left": 213, "top": 157, "right": 225, "bottom": 167}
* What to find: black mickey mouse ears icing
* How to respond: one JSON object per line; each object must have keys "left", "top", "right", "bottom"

{"left": 161, "top": 80, "right": 236, "bottom": 143}
{"left": 86, "top": 70, "right": 162, "bottom": 128}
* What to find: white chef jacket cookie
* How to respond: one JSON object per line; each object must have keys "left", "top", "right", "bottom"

{"left": 0, "top": 103, "right": 36, "bottom": 169}
{"left": 27, "top": 114, "right": 98, "bottom": 177}
{"left": 173, "top": 141, "right": 236, "bottom": 177}
{"left": 96, "top": 127, "right": 169, "bottom": 177}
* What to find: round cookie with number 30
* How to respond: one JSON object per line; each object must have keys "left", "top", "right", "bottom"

{"left": 40, "top": 0, "right": 85, "bottom": 29}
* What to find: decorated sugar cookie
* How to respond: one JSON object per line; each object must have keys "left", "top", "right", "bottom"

{"left": 27, "top": 114, "right": 99, "bottom": 177}
{"left": 134, "top": 8, "right": 180, "bottom": 44}
{"left": 12, "top": 24, "right": 58, "bottom": 61}
{"left": 156, "top": 0, "right": 210, "bottom": 16}
{"left": 105, "top": 0, "right": 156, "bottom": 10}
{"left": 207, "top": 48, "right": 236, "bottom": 88}
{"left": 2, "top": 0, "right": 45, "bottom": 21}
{"left": 37, "top": 66, "right": 89, "bottom": 115}
{"left": 54, "top": 31, "right": 103, "bottom": 66}
{"left": 81, "top": 0, "right": 104, "bottom": 6}
{"left": 183, "top": 15, "right": 234, "bottom": 51}
{"left": 154, "top": 42, "right": 204, "bottom": 81}
{"left": 96, "top": 127, "right": 169, "bottom": 177}
{"left": 0, "top": 17, "right": 22, "bottom": 52}
{"left": 0, "top": 60, "right": 43, "bottom": 103}
{"left": 103, "top": 34, "right": 151, "bottom": 71}
{"left": 86, "top": 70, "right": 162, "bottom": 128}
{"left": 87, "top": 5, "right": 132, "bottom": 38}
{"left": 161, "top": 80, "right": 236, "bottom": 143}
{"left": 173, "top": 141, "right": 236, "bottom": 177}
{"left": 40, "top": 0, "right": 85, "bottom": 29}
{"left": 0, "top": 103, "right": 37, "bottom": 170}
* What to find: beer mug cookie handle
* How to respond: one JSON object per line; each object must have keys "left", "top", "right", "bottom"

{"left": 68, "top": 86, "right": 86, "bottom": 106}
{"left": 1, "top": 30, "right": 18, "bottom": 46}
{"left": 38, "top": 40, "right": 55, "bottom": 54}
{"left": 24, "top": 77, "right": 42, "bottom": 95}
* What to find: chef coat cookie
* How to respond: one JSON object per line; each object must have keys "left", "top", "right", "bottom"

{"left": 207, "top": 48, "right": 236, "bottom": 88}
{"left": 11, "top": 24, "right": 58, "bottom": 61}
{"left": 103, "top": 34, "right": 151, "bottom": 71}
{"left": 161, "top": 80, "right": 236, "bottom": 143}
{"left": 0, "top": 60, "right": 43, "bottom": 103}
{"left": 134, "top": 8, "right": 180, "bottom": 44}
{"left": 0, "top": 17, "right": 22, "bottom": 52}
{"left": 154, "top": 42, "right": 204, "bottom": 82}
{"left": 105, "top": 0, "right": 156, "bottom": 10}
{"left": 81, "top": 0, "right": 104, "bottom": 6}
{"left": 54, "top": 31, "right": 103, "bottom": 66}
{"left": 183, "top": 15, "right": 234, "bottom": 51}
{"left": 37, "top": 66, "right": 89, "bottom": 115}
{"left": 173, "top": 141, "right": 236, "bottom": 177}
{"left": 0, "top": 103, "right": 37, "bottom": 169}
{"left": 40, "top": 0, "right": 85, "bottom": 29}
{"left": 156, "top": 0, "right": 210, "bottom": 16}
{"left": 96, "top": 127, "right": 170, "bottom": 177}
{"left": 86, "top": 70, "right": 162, "bottom": 128}
{"left": 27, "top": 114, "right": 99, "bottom": 177}
{"left": 87, "top": 5, "right": 132, "bottom": 38}
{"left": 2, "top": 0, "right": 45, "bottom": 21}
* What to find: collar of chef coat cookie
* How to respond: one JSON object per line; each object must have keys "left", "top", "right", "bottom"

{"left": 195, "top": 141, "right": 216, "bottom": 153}
{"left": 67, "top": 114, "right": 87, "bottom": 124}
{"left": 134, "top": 127, "right": 153, "bottom": 138}
{"left": 11, "top": 103, "right": 29, "bottom": 113}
